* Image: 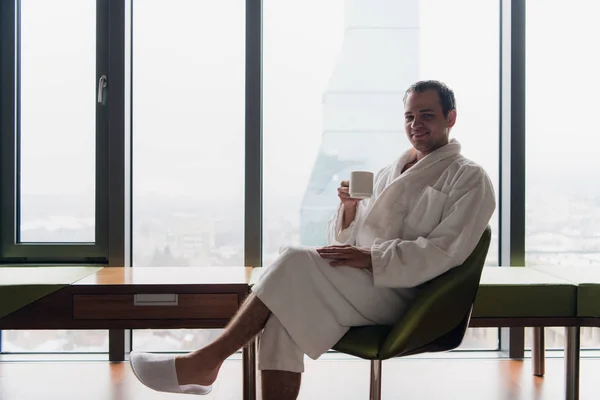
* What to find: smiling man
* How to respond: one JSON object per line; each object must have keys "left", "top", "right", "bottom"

{"left": 129, "top": 80, "right": 496, "bottom": 400}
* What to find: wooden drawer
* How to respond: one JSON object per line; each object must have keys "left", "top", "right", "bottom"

{"left": 73, "top": 293, "right": 238, "bottom": 320}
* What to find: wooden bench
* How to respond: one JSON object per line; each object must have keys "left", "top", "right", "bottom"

{"left": 529, "top": 265, "right": 600, "bottom": 400}
{"left": 471, "top": 266, "right": 580, "bottom": 400}
{"left": 476, "top": 265, "right": 600, "bottom": 400}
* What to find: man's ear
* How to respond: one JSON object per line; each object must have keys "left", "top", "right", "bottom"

{"left": 447, "top": 109, "right": 457, "bottom": 128}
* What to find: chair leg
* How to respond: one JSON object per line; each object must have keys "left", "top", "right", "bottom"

{"left": 532, "top": 327, "right": 545, "bottom": 376}
{"left": 565, "top": 326, "right": 580, "bottom": 400}
{"left": 369, "top": 360, "right": 382, "bottom": 400}
{"left": 242, "top": 337, "right": 257, "bottom": 400}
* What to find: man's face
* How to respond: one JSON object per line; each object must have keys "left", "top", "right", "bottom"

{"left": 404, "top": 89, "right": 456, "bottom": 156}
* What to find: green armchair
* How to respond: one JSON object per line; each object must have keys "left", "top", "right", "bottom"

{"left": 332, "top": 227, "right": 492, "bottom": 400}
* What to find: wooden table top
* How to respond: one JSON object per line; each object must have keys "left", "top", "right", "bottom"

{"left": 74, "top": 266, "right": 255, "bottom": 286}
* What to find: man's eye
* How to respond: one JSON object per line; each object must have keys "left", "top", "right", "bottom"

{"left": 424, "top": 114, "right": 433, "bottom": 118}
{"left": 405, "top": 116, "right": 413, "bottom": 121}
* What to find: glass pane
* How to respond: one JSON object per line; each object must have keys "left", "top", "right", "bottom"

{"left": 420, "top": 0, "right": 499, "bottom": 266}
{"left": 131, "top": 0, "right": 245, "bottom": 351}
{"left": 19, "top": 0, "right": 96, "bottom": 243}
{"left": 263, "top": 0, "right": 499, "bottom": 350}
{"left": 1, "top": 330, "right": 107, "bottom": 353}
{"left": 525, "top": 0, "right": 600, "bottom": 350}
{"left": 3, "top": 0, "right": 102, "bottom": 357}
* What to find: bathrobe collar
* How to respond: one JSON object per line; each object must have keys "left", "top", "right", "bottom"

{"left": 396, "top": 138, "right": 462, "bottom": 177}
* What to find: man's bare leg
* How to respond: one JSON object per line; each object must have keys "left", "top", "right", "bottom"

{"left": 262, "top": 370, "right": 301, "bottom": 400}
{"left": 175, "top": 293, "right": 271, "bottom": 386}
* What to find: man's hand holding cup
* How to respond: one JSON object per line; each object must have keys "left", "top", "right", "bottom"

{"left": 337, "top": 180, "right": 360, "bottom": 208}
{"left": 338, "top": 171, "right": 374, "bottom": 229}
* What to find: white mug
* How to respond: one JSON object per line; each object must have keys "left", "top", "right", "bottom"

{"left": 349, "top": 171, "right": 374, "bottom": 199}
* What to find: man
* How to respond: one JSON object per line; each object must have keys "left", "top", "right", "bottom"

{"left": 130, "top": 80, "right": 496, "bottom": 399}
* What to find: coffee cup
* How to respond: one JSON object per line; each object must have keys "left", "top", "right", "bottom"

{"left": 349, "top": 171, "right": 374, "bottom": 199}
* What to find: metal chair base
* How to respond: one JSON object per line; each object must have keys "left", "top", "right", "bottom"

{"left": 243, "top": 337, "right": 257, "bottom": 400}
{"left": 370, "top": 360, "right": 382, "bottom": 400}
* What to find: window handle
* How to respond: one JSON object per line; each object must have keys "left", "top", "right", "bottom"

{"left": 97, "top": 74, "right": 108, "bottom": 104}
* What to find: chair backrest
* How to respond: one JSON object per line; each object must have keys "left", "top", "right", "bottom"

{"left": 378, "top": 226, "right": 491, "bottom": 359}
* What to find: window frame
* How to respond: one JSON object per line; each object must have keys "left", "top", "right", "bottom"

{"left": 0, "top": 0, "right": 116, "bottom": 264}
{"left": 498, "top": 0, "right": 527, "bottom": 357}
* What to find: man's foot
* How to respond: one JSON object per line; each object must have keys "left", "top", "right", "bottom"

{"left": 129, "top": 352, "right": 213, "bottom": 395}
{"left": 175, "top": 353, "right": 223, "bottom": 386}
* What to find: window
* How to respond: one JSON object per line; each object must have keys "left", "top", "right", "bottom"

{"left": 262, "top": 0, "right": 345, "bottom": 262}
{"left": 263, "top": 0, "right": 499, "bottom": 350}
{"left": 525, "top": 0, "right": 600, "bottom": 349}
{"left": 420, "top": 0, "right": 499, "bottom": 267}
{"left": 0, "top": 0, "right": 110, "bottom": 353}
{"left": 1, "top": 0, "right": 108, "bottom": 262}
{"left": 19, "top": 0, "right": 96, "bottom": 243}
{"left": 130, "top": 0, "right": 246, "bottom": 351}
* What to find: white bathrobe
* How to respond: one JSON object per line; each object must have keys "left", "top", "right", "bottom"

{"left": 252, "top": 139, "right": 496, "bottom": 362}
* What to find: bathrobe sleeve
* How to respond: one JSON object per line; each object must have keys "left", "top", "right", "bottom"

{"left": 326, "top": 202, "right": 365, "bottom": 245}
{"left": 370, "top": 165, "right": 496, "bottom": 288}
{"left": 327, "top": 167, "right": 388, "bottom": 246}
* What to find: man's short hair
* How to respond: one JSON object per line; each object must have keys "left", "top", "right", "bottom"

{"left": 403, "top": 80, "right": 456, "bottom": 118}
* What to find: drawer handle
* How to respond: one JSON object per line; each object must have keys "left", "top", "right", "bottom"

{"left": 134, "top": 294, "right": 178, "bottom": 306}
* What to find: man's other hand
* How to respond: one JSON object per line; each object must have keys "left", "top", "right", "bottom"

{"left": 316, "top": 245, "right": 373, "bottom": 269}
